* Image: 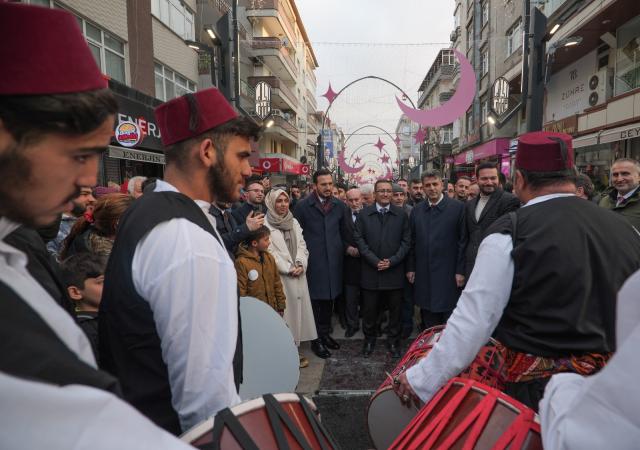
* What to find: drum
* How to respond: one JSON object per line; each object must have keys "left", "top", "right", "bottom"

{"left": 181, "top": 393, "right": 337, "bottom": 450}
{"left": 389, "top": 378, "right": 542, "bottom": 450}
{"left": 367, "top": 326, "right": 506, "bottom": 449}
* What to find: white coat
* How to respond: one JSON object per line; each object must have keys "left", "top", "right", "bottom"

{"left": 265, "top": 218, "right": 318, "bottom": 344}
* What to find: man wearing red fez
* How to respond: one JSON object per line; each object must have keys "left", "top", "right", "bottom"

{"left": 396, "top": 131, "right": 640, "bottom": 412}
{"left": 0, "top": 3, "right": 192, "bottom": 449}
{"left": 99, "top": 87, "right": 261, "bottom": 434}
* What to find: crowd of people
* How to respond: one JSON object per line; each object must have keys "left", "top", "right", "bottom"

{"left": 3, "top": 3, "right": 640, "bottom": 448}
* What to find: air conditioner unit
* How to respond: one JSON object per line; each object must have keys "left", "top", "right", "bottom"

{"left": 588, "top": 67, "right": 613, "bottom": 107}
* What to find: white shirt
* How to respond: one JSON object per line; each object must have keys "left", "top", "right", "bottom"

{"left": 406, "top": 193, "right": 576, "bottom": 403}
{"left": 0, "top": 371, "right": 192, "bottom": 450}
{"left": 539, "top": 269, "right": 640, "bottom": 449}
{"left": 131, "top": 180, "right": 241, "bottom": 432}
{"left": 428, "top": 193, "right": 444, "bottom": 208}
{"left": 0, "top": 217, "right": 189, "bottom": 448}
{"left": 375, "top": 202, "right": 390, "bottom": 213}
{"left": 616, "top": 186, "right": 639, "bottom": 206}
{"left": 0, "top": 218, "right": 95, "bottom": 366}
{"left": 475, "top": 194, "right": 490, "bottom": 221}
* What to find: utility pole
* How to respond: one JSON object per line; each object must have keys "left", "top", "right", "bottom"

{"left": 525, "top": 7, "right": 547, "bottom": 132}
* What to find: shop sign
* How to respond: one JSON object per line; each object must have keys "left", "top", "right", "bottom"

{"left": 255, "top": 81, "right": 272, "bottom": 120}
{"left": 111, "top": 92, "right": 163, "bottom": 151}
{"left": 300, "top": 164, "right": 310, "bottom": 175}
{"left": 545, "top": 50, "right": 597, "bottom": 122}
{"left": 543, "top": 115, "right": 578, "bottom": 135}
{"left": 108, "top": 146, "right": 165, "bottom": 165}
{"left": 115, "top": 121, "right": 142, "bottom": 147}
{"left": 620, "top": 126, "right": 640, "bottom": 140}
{"left": 491, "top": 77, "right": 510, "bottom": 116}
{"left": 465, "top": 150, "right": 474, "bottom": 164}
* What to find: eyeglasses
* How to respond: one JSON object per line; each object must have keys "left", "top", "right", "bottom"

{"left": 247, "top": 189, "right": 265, "bottom": 193}
{"left": 375, "top": 189, "right": 393, "bottom": 194}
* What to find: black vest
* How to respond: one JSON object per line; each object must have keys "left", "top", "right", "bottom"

{"left": 99, "top": 191, "right": 243, "bottom": 435}
{"left": 0, "top": 280, "right": 121, "bottom": 394}
{"left": 488, "top": 196, "right": 640, "bottom": 357}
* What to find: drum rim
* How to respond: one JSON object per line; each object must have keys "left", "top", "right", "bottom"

{"left": 179, "top": 393, "right": 317, "bottom": 443}
{"left": 367, "top": 386, "right": 421, "bottom": 450}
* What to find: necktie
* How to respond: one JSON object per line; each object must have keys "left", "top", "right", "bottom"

{"left": 353, "top": 211, "right": 358, "bottom": 223}
{"left": 617, "top": 195, "right": 626, "bottom": 207}
{"left": 222, "top": 210, "right": 232, "bottom": 233}
{"left": 380, "top": 207, "right": 388, "bottom": 216}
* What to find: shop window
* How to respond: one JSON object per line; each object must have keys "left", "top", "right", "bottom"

{"left": 151, "top": 0, "right": 195, "bottom": 41}
{"left": 154, "top": 62, "right": 196, "bottom": 101}
{"left": 615, "top": 16, "right": 640, "bottom": 95}
{"left": 506, "top": 19, "right": 522, "bottom": 57}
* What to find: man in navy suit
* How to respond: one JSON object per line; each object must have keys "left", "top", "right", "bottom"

{"left": 407, "top": 170, "right": 466, "bottom": 329}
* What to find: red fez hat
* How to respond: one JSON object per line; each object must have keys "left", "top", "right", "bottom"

{"left": 515, "top": 131, "right": 574, "bottom": 172}
{"left": 155, "top": 88, "right": 238, "bottom": 146}
{"left": 0, "top": 3, "right": 107, "bottom": 95}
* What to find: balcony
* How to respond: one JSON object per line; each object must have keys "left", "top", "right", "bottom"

{"left": 248, "top": 75, "right": 298, "bottom": 110}
{"left": 263, "top": 114, "right": 298, "bottom": 144}
{"left": 417, "top": 64, "right": 455, "bottom": 108}
{"left": 251, "top": 37, "right": 296, "bottom": 82}
{"left": 306, "top": 89, "right": 317, "bottom": 111}
{"left": 307, "top": 114, "right": 319, "bottom": 134}
{"left": 246, "top": 0, "right": 296, "bottom": 46}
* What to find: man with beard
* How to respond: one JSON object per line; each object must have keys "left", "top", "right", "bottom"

{"left": 0, "top": 3, "right": 192, "bottom": 448}
{"left": 46, "top": 185, "right": 95, "bottom": 260}
{"left": 99, "top": 88, "right": 261, "bottom": 434}
{"left": 464, "top": 162, "right": 520, "bottom": 278}
{"left": 232, "top": 176, "right": 267, "bottom": 223}
{"left": 407, "top": 178, "right": 424, "bottom": 206}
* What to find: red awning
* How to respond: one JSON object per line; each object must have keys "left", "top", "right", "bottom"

{"left": 454, "top": 138, "right": 511, "bottom": 165}
{"left": 259, "top": 156, "right": 309, "bottom": 175}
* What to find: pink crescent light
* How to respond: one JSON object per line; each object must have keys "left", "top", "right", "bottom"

{"left": 338, "top": 147, "right": 365, "bottom": 174}
{"left": 396, "top": 50, "right": 476, "bottom": 127}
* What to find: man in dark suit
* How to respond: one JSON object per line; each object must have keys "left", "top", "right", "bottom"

{"left": 407, "top": 170, "right": 466, "bottom": 329}
{"left": 464, "top": 162, "right": 520, "bottom": 278}
{"left": 343, "top": 187, "right": 364, "bottom": 337}
{"left": 294, "top": 169, "right": 348, "bottom": 358}
{"left": 232, "top": 176, "right": 267, "bottom": 224}
{"left": 209, "top": 201, "right": 264, "bottom": 259}
{"left": 354, "top": 180, "right": 411, "bottom": 357}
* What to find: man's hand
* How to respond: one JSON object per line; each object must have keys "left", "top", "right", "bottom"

{"left": 246, "top": 211, "right": 265, "bottom": 231}
{"left": 393, "top": 372, "right": 420, "bottom": 408}
{"left": 455, "top": 274, "right": 465, "bottom": 288}
{"left": 406, "top": 272, "right": 415, "bottom": 284}
{"left": 346, "top": 245, "right": 360, "bottom": 257}
{"left": 377, "top": 259, "right": 391, "bottom": 271}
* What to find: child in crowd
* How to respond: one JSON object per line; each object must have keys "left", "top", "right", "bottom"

{"left": 60, "top": 253, "right": 106, "bottom": 362}
{"left": 235, "top": 226, "right": 287, "bottom": 316}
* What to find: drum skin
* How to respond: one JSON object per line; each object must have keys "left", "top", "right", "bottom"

{"left": 389, "top": 378, "right": 543, "bottom": 450}
{"left": 181, "top": 393, "right": 336, "bottom": 450}
{"left": 367, "top": 326, "right": 507, "bottom": 450}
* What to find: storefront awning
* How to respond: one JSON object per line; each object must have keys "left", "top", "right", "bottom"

{"left": 259, "top": 153, "right": 310, "bottom": 175}
{"left": 574, "top": 121, "right": 640, "bottom": 148}
{"left": 108, "top": 146, "right": 165, "bottom": 165}
{"left": 454, "top": 138, "right": 511, "bottom": 165}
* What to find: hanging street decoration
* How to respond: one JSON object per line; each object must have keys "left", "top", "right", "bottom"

{"left": 337, "top": 145, "right": 365, "bottom": 174}
{"left": 414, "top": 126, "right": 427, "bottom": 145}
{"left": 380, "top": 154, "right": 390, "bottom": 164}
{"left": 396, "top": 49, "right": 476, "bottom": 127}
{"left": 321, "top": 83, "right": 339, "bottom": 105}
{"left": 394, "top": 135, "right": 401, "bottom": 147}
{"left": 374, "top": 137, "right": 386, "bottom": 152}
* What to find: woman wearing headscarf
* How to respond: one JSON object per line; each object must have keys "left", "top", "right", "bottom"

{"left": 264, "top": 188, "right": 317, "bottom": 368}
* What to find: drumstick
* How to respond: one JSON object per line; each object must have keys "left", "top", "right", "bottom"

{"left": 385, "top": 371, "right": 400, "bottom": 386}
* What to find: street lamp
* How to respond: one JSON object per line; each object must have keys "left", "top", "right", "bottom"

{"left": 545, "top": 36, "right": 583, "bottom": 83}
{"left": 204, "top": 25, "right": 220, "bottom": 44}
{"left": 264, "top": 117, "right": 275, "bottom": 128}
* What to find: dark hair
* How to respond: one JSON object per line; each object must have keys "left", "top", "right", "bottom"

{"left": 336, "top": 183, "right": 348, "bottom": 191}
{"left": 163, "top": 116, "right": 262, "bottom": 170}
{"left": 456, "top": 176, "right": 472, "bottom": 183}
{"left": 313, "top": 168, "right": 333, "bottom": 184}
{"left": 575, "top": 173, "right": 595, "bottom": 199}
{"left": 245, "top": 175, "right": 263, "bottom": 189}
{"left": 398, "top": 178, "right": 407, "bottom": 183}
{"left": 61, "top": 193, "right": 133, "bottom": 260}
{"left": 409, "top": 178, "right": 422, "bottom": 185}
{"left": 60, "top": 253, "right": 107, "bottom": 289}
{"left": 290, "top": 184, "right": 300, "bottom": 189}
{"left": 475, "top": 162, "right": 498, "bottom": 178}
{"left": 243, "top": 225, "right": 270, "bottom": 246}
{"left": 374, "top": 179, "right": 392, "bottom": 191}
{"left": 421, "top": 170, "right": 442, "bottom": 182}
{"left": 0, "top": 89, "right": 118, "bottom": 145}
{"left": 518, "top": 167, "right": 577, "bottom": 191}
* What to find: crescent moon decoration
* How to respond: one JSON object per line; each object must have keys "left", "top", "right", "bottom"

{"left": 338, "top": 147, "right": 365, "bottom": 174}
{"left": 396, "top": 49, "right": 476, "bottom": 127}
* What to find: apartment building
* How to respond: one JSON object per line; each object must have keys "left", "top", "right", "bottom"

{"left": 395, "top": 115, "right": 421, "bottom": 179}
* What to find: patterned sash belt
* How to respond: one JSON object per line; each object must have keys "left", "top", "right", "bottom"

{"left": 499, "top": 347, "right": 612, "bottom": 383}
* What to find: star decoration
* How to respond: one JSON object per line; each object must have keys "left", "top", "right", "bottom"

{"left": 322, "top": 83, "right": 338, "bottom": 105}
{"left": 368, "top": 168, "right": 375, "bottom": 174}
{"left": 414, "top": 126, "right": 427, "bottom": 145}
{"left": 394, "top": 135, "right": 401, "bottom": 147}
{"left": 354, "top": 156, "right": 362, "bottom": 164}
{"left": 380, "top": 154, "right": 390, "bottom": 164}
{"left": 374, "top": 137, "right": 386, "bottom": 152}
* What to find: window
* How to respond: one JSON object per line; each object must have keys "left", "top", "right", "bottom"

{"left": 482, "top": 2, "right": 489, "bottom": 27}
{"left": 78, "top": 16, "right": 126, "bottom": 83}
{"left": 466, "top": 111, "right": 474, "bottom": 134}
{"left": 151, "top": 0, "right": 195, "bottom": 40}
{"left": 480, "top": 48, "right": 489, "bottom": 76}
{"left": 467, "top": 23, "right": 474, "bottom": 50}
{"left": 615, "top": 15, "right": 640, "bottom": 95}
{"left": 441, "top": 127, "right": 453, "bottom": 144}
{"left": 442, "top": 49, "right": 455, "bottom": 65}
{"left": 154, "top": 62, "right": 196, "bottom": 101}
{"left": 506, "top": 20, "right": 522, "bottom": 56}
{"left": 481, "top": 100, "right": 489, "bottom": 124}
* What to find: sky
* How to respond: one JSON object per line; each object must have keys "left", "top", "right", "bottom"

{"left": 296, "top": 0, "right": 454, "bottom": 176}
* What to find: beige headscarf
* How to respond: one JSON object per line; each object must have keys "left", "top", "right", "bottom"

{"left": 265, "top": 189, "right": 297, "bottom": 260}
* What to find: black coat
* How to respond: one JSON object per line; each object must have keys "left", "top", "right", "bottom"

{"left": 293, "top": 194, "right": 347, "bottom": 300}
{"left": 343, "top": 208, "right": 362, "bottom": 286}
{"left": 231, "top": 202, "right": 266, "bottom": 225}
{"left": 354, "top": 204, "right": 411, "bottom": 290}
{"left": 408, "top": 196, "right": 467, "bottom": 312}
{"left": 464, "top": 189, "right": 520, "bottom": 277}
{"left": 209, "top": 204, "right": 251, "bottom": 258}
